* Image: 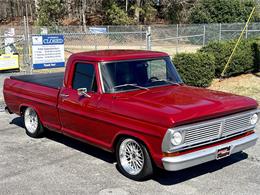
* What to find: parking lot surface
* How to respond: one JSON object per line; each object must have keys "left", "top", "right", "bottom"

{"left": 1, "top": 72, "right": 260, "bottom": 194}
{"left": 0, "top": 111, "right": 259, "bottom": 195}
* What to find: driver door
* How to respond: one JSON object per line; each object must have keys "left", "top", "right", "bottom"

{"left": 58, "top": 61, "right": 100, "bottom": 140}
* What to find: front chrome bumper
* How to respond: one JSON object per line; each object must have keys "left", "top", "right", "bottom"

{"left": 162, "top": 133, "right": 258, "bottom": 171}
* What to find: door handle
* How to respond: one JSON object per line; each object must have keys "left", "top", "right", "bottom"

{"left": 60, "top": 94, "right": 69, "bottom": 98}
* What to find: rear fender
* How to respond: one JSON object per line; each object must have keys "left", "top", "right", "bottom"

{"left": 19, "top": 104, "right": 43, "bottom": 122}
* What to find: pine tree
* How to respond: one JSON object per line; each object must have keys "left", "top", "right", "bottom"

{"left": 37, "top": 0, "right": 65, "bottom": 26}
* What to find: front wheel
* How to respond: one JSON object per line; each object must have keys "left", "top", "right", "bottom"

{"left": 24, "top": 107, "right": 44, "bottom": 138}
{"left": 116, "top": 137, "right": 153, "bottom": 181}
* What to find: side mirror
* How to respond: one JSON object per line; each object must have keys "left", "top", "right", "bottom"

{"left": 77, "top": 88, "right": 91, "bottom": 98}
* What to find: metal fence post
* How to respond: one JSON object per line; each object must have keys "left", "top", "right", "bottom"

{"left": 94, "top": 32, "right": 97, "bottom": 50}
{"left": 176, "top": 24, "right": 179, "bottom": 53}
{"left": 23, "top": 16, "right": 27, "bottom": 67}
{"left": 203, "top": 24, "right": 206, "bottom": 46}
{"left": 146, "top": 26, "right": 151, "bottom": 50}
{"left": 107, "top": 25, "right": 110, "bottom": 49}
{"left": 23, "top": 16, "right": 30, "bottom": 73}
{"left": 219, "top": 23, "right": 222, "bottom": 41}
{"left": 140, "top": 31, "right": 142, "bottom": 49}
{"left": 26, "top": 16, "right": 32, "bottom": 74}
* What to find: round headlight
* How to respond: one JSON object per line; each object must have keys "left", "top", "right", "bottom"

{"left": 250, "top": 114, "right": 258, "bottom": 125}
{"left": 170, "top": 131, "right": 183, "bottom": 146}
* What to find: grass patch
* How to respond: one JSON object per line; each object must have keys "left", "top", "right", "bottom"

{"left": 209, "top": 72, "right": 260, "bottom": 103}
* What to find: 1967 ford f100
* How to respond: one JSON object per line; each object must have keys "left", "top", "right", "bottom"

{"left": 3, "top": 50, "right": 259, "bottom": 180}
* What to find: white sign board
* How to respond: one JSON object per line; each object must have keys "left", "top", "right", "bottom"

{"left": 32, "top": 35, "right": 65, "bottom": 69}
{"left": 89, "top": 27, "right": 107, "bottom": 34}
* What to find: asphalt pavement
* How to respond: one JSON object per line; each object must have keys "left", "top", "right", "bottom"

{"left": 0, "top": 72, "right": 260, "bottom": 194}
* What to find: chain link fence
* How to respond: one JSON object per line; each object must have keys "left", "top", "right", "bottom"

{"left": 0, "top": 35, "right": 28, "bottom": 70}
{"left": 0, "top": 23, "right": 259, "bottom": 72}
{"left": 29, "top": 26, "right": 148, "bottom": 68}
{"left": 61, "top": 31, "right": 147, "bottom": 54}
{"left": 151, "top": 24, "right": 205, "bottom": 55}
{"left": 150, "top": 23, "right": 260, "bottom": 55}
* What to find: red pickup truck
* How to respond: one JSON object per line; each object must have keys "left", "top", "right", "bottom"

{"left": 3, "top": 50, "right": 259, "bottom": 180}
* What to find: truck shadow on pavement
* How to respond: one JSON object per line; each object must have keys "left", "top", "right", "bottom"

{"left": 10, "top": 116, "right": 249, "bottom": 185}
{"left": 152, "top": 152, "right": 248, "bottom": 185}
{"left": 10, "top": 117, "right": 115, "bottom": 164}
{"left": 45, "top": 130, "right": 116, "bottom": 164}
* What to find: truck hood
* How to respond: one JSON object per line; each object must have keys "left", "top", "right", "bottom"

{"left": 112, "top": 85, "right": 258, "bottom": 128}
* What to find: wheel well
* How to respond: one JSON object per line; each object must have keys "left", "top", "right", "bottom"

{"left": 113, "top": 134, "right": 149, "bottom": 154}
{"left": 20, "top": 106, "right": 28, "bottom": 116}
{"left": 113, "top": 134, "right": 156, "bottom": 167}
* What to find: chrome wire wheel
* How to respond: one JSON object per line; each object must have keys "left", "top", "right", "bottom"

{"left": 24, "top": 108, "right": 39, "bottom": 134}
{"left": 119, "top": 138, "right": 144, "bottom": 175}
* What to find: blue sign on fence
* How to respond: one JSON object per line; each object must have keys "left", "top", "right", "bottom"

{"left": 32, "top": 35, "right": 65, "bottom": 69}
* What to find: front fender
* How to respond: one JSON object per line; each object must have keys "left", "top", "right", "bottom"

{"left": 112, "top": 130, "right": 164, "bottom": 168}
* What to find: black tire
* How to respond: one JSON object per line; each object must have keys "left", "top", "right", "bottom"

{"left": 23, "top": 107, "right": 44, "bottom": 138}
{"left": 116, "top": 137, "right": 153, "bottom": 181}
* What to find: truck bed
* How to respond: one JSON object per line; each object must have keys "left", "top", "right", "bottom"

{"left": 10, "top": 72, "right": 64, "bottom": 89}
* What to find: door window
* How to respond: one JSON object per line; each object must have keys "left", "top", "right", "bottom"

{"left": 147, "top": 59, "right": 167, "bottom": 80}
{"left": 72, "top": 63, "right": 97, "bottom": 92}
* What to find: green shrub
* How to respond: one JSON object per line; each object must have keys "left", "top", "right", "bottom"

{"left": 252, "top": 38, "right": 260, "bottom": 71}
{"left": 189, "top": 0, "right": 259, "bottom": 24}
{"left": 173, "top": 52, "right": 215, "bottom": 87}
{"left": 173, "top": 38, "right": 259, "bottom": 88}
{"left": 199, "top": 39, "right": 256, "bottom": 77}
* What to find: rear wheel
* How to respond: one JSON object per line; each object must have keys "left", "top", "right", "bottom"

{"left": 116, "top": 137, "right": 153, "bottom": 181}
{"left": 24, "top": 107, "right": 44, "bottom": 138}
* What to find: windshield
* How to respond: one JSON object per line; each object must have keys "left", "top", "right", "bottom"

{"left": 100, "top": 57, "right": 183, "bottom": 93}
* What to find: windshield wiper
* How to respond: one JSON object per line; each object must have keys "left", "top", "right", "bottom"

{"left": 113, "top": 83, "right": 149, "bottom": 90}
{"left": 151, "top": 79, "right": 181, "bottom": 86}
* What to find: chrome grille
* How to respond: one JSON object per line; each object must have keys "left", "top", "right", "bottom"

{"left": 222, "top": 115, "right": 251, "bottom": 136}
{"left": 174, "top": 109, "right": 259, "bottom": 150}
{"left": 184, "top": 122, "right": 221, "bottom": 145}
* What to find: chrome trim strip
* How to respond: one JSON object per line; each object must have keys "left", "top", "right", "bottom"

{"left": 98, "top": 62, "right": 105, "bottom": 93}
{"left": 162, "top": 133, "right": 258, "bottom": 171}
{"left": 218, "top": 120, "right": 225, "bottom": 138}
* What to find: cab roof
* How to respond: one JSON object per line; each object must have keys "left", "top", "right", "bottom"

{"left": 69, "top": 50, "right": 169, "bottom": 62}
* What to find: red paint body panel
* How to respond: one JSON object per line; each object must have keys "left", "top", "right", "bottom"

{"left": 111, "top": 85, "right": 258, "bottom": 127}
{"left": 64, "top": 50, "right": 168, "bottom": 63}
{"left": 3, "top": 78, "right": 61, "bottom": 131}
{"left": 3, "top": 50, "right": 259, "bottom": 169}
